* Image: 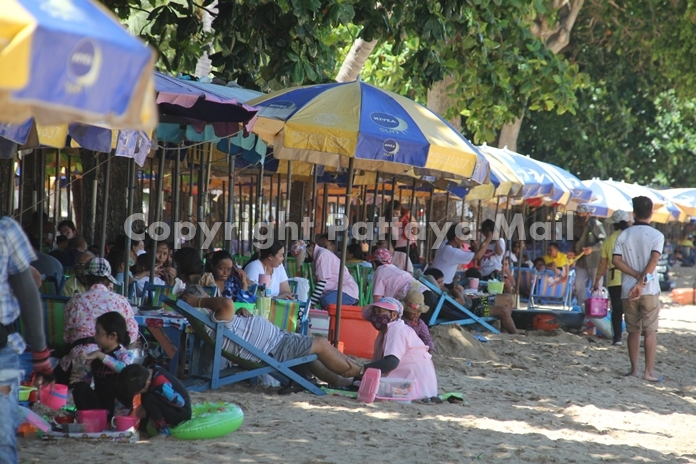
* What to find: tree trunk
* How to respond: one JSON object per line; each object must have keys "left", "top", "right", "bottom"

{"left": 500, "top": 0, "right": 585, "bottom": 151}
{"left": 426, "top": 75, "right": 461, "bottom": 130}
{"left": 335, "top": 38, "right": 378, "bottom": 83}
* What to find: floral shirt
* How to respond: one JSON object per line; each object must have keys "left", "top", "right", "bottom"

{"left": 60, "top": 284, "right": 138, "bottom": 371}
{"left": 403, "top": 317, "right": 435, "bottom": 352}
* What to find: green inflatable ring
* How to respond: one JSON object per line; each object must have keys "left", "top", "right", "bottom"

{"left": 146, "top": 402, "right": 244, "bottom": 440}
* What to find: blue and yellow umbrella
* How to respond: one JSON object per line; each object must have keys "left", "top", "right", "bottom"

{"left": 0, "top": 0, "right": 157, "bottom": 130}
{"left": 246, "top": 81, "right": 489, "bottom": 184}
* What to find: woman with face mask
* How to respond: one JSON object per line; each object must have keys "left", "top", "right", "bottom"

{"left": 359, "top": 297, "right": 438, "bottom": 400}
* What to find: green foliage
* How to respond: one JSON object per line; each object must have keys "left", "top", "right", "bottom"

{"left": 519, "top": 0, "right": 696, "bottom": 187}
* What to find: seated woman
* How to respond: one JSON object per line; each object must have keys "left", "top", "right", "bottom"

{"left": 179, "top": 285, "right": 361, "bottom": 391}
{"left": 244, "top": 242, "right": 294, "bottom": 299}
{"left": 154, "top": 241, "right": 177, "bottom": 286}
{"left": 421, "top": 267, "right": 519, "bottom": 334}
{"left": 131, "top": 253, "right": 166, "bottom": 297}
{"left": 290, "top": 241, "right": 359, "bottom": 308}
{"left": 360, "top": 297, "right": 438, "bottom": 400}
{"left": 346, "top": 243, "right": 370, "bottom": 266}
{"left": 369, "top": 248, "right": 417, "bottom": 301}
{"left": 55, "top": 258, "right": 139, "bottom": 385}
{"left": 200, "top": 250, "right": 249, "bottom": 299}
{"left": 173, "top": 247, "right": 206, "bottom": 286}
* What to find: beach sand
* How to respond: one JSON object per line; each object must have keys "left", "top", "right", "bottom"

{"left": 19, "top": 268, "right": 696, "bottom": 463}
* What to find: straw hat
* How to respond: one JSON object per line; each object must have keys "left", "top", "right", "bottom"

{"left": 401, "top": 289, "right": 429, "bottom": 314}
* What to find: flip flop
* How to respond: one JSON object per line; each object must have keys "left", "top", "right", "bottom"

{"left": 472, "top": 334, "right": 489, "bottom": 343}
{"left": 645, "top": 375, "right": 664, "bottom": 383}
{"left": 439, "top": 392, "right": 466, "bottom": 403}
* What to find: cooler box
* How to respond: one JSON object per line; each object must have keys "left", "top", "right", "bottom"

{"left": 309, "top": 309, "right": 330, "bottom": 338}
{"left": 671, "top": 288, "right": 695, "bottom": 305}
{"left": 326, "top": 304, "right": 378, "bottom": 359}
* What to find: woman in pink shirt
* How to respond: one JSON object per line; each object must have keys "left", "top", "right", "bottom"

{"left": 360, "top": 297, "right": 438, "bottom": 400}
{"left": 369, "top": 248, "right": 416, "bottom": 301}
{"left": 291, "top": 241, "right": 359, "bottom": 308}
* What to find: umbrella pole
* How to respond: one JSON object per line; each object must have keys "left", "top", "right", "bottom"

{"left": 276, "top": 173, "right": 282, "bottom": 240}
{"left": 310, "top": 164, "right": 318, "bottom": 241}
{"left": 227, "top": 155, "right": 235, "bottom": 254}
{"left": 405, "top": 178, "right": 417, "bottom": 270}
{"left": 122, "top": 158, "right": 136, "bottom": 298}
{"left": 18, "top": 155, "right": 24, "bottom": 223}
{"left": 38, "top": 149, "right": 45, "bottom": 252}
{"left": 53, "top": 151, "right": 60, "bottom": 240}
{"left": 444, "top": 192, "right": 450, "bottom": 227}
{"left": 238, "top": 181, "right": 244, "bottom": 254}
{"left": 90, "top": 160, "right": 99, "bottom": 246}
{"left": 425, "top": 189, "right": 434, "bottom": 264}
{"left": 389, "top": 177, "right": 397, "bottom": 244}
{"left": 149, "top": 150, "right": 166, "bottom": 293}
{"left": 188, "top": 153, "right": 194, "bottom": 224}
{"left": 284, "top": 162, "right": 293, "bottom": 261}
{"left": 256, "top": 161, "right": 264, "bottom": 241}
{"left": 333, "top": 157, "right": 354, "bottom": 348}
{"left": 172, "top": 146, "right": 181, "bottom": 233}
{"left": 269, "top": 169, "right": 274, "bottom": 225}
{"left": 322, "top": 183, "right": 328, "bottom": 235}
{"left": 248, "top": 176, "right": 254, "bottom": 253}
{"left": 148, "top": 158, "right": 154, "bottom": 224}
{"left": 299, "top": 179, "right": 306, "bottom": 236}
{"left": 66, "top": 155, "right": 71, "bottom": 221}
{"left": 99, "top": 151, "right": 112, "bottom": 257}
{"left": 370, "top": 172, "right": 379, "bottom": 248}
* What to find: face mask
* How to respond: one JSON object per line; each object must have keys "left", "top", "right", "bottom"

{"left": 370, "top": 313, "right": 392, "bottom": 331}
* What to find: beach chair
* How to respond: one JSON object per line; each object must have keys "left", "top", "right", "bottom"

{"left": 114, "top": 281, "right": 138, "bottom": 302}
{"left": 418, "top": 276, "right": 500, "bottom": 333}
{"left": 528, "top": 269, "right": 576, "bottom": 311}
{"left": 347, "top": 264, "right": 373, "bottom": 306}
{"left": 141, "top": 283, "right": 175, "bottom": 307}
{"left": 19, "top": 295, "right": 70, "bottom": 358}
{"left": 39, "top": 273, "right": 62, "bottom": 295}
{"left": 163, "top": 298, "right": 325, "bottom": 395}
{"left": 233, "top": 254, "right": 251, "bottom": 268}
{"left": 511, "top": 267, "right": 537, "bottom": 304}
{"left": 203, "top": 286, "right": 218, "bottom": 297}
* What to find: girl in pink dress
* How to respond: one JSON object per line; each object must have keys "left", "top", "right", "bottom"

{"left": 360, "top": 297, "right": 438, "bottom": 400}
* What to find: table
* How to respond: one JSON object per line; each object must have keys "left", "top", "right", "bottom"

{"left": 135, "top": 312, "right": 189, "bottom": 378}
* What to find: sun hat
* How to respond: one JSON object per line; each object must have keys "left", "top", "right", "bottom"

{"left": 401, "top": 289, "right": 429, "bottom": 314}
{"left": 361, "top": 297, "right": 404, "bottom": 320}
{"left": 83, "top": 257, "right": 118, "bottom": 285}
{"left": 366, "top": 247, "right": 392, "bottom": 265}
{"left": 576, "top": 204, "right": 592, "bottom": 214}
{"left": 611, "top": 209, "right": 630, "bottom": 223}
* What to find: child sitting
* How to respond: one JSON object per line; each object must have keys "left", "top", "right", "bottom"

{"left": 120, "top": 364, "right": 191, "bottom": 437}
{"left": 400, "top": 289, "right": 435, "bottom": 354}
{"left": 72, "top": 312, "right": 134, "bottom": 418}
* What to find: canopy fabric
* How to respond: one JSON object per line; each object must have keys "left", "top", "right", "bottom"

{"left": 0, "top": 0, "right": 157, "bottom": 130}
{"left": 576, "top": 179, "right": 634, "bottom": 218}
{"left": 246, "top": 81, "right": 489, "bottom": 184}
{"left": 662, "top": 188, "right": 696, "bottom": 217}
{"left": 591, "top": 180, "right": 684, "bottom": 224}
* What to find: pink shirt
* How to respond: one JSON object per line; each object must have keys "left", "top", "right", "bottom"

{"left": 313, "top": 246, "right": 359, "bottom": 300}
{"left": 373, "top": 264, "right": 414, "bottom": 299}
{"left": 60, "top": 284, "right": 138, "bottom": 371}
{"left": 381, "top": 320, "right": 438, "bottom": 399}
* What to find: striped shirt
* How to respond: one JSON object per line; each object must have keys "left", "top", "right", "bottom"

{"left": 200, "top": 308, "right": 284, "bottom": 363}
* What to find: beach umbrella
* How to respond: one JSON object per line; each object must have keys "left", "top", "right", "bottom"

{"left": 0, "top": 0, "right": 157, "bottom": 130}
{"left": 577, "top": 179, "right": 634, "bottom": 218}
{"left": 593, "top": 180, "right": 683, "bottom": 224}
{"left": 662, "top": 188, "right": 696, "bottom": 217}
{"left": 478, "top": 145, "right": 553, "bottom": 200}
{"left": 246, "top": 81, "right": 490, "bottom": 184}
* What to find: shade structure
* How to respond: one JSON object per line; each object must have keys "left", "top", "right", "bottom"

{"left": 246, "top": 81, "right": 489, "bottom": 184}
{"left": 0, "top": 0, "right": 157, "bottom": 130}
{"left": 662, "top": 188, "right": 696, "bottom": 217}
{"left": 593, "top": 180, "right": 684, "bottom": 224}
{"left": 577, "top": 179, "right": 634, "bottom": 218}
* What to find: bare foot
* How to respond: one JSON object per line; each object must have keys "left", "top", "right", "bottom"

{"left": 624, "top": 371, "right": 639, "bottom": 377}
{"left": 643, "top": 373, "right": 664, "bottom": 383}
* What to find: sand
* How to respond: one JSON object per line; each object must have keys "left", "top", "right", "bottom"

{"left": 18, "top": 266, "right": 696, "bottom": 463}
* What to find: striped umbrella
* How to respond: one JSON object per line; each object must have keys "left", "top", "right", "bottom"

{"left": 246, "top": 81, "right": 489, "bottom": 184}
{"left": 662, "top": 188, "right": 696, "bottom": 217}
{"left": 578, "top": 179, "right": 634, "bottom": 218}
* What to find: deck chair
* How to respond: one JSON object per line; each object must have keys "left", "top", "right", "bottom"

{"left": 418, "top": 276, "right": 500, "bottom": 333}
{"left": 141, "top": 283, "right": 175, "bottom": 307}
{"left": 347, "top": 264, "right": 374, "bottom": 306}
{"left": 511, "top": 267, "right": 537, "bottom": 304}
{"left": 19, "top": 295, "right": 71, "bottom": 358}
{"left": 233, "top": 254, "right": 251, "bottom": 268}
{"left": 114, "top": 281, "right": 138, "bottom": 302}
{"left": 528, "top": 269, "right": 576, "bottom": 311}
{"left": 163, "top": 298, "right": 325, "bottom": 394}
{"left": 39, "top": 274, "right": 62, "bottom": 295}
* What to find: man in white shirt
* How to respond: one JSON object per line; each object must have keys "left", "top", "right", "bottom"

{"left": 612, "top": 196, "right": 664, "bottom": 382}
{"left": 431, "top": 223, "right": 493, "bottom": 289}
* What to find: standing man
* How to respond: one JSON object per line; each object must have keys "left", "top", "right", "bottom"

{"left": 572, "top": 205, "right": 606, "bottom": 307}
{"left": 1, "top": 217, "right": 54, "bottom": 463}
{"left": 612, "top": 197, "right": 664, "bottom": 382}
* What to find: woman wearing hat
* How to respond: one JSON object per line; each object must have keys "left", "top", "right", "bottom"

{"left": 55, "top": 257, "right": 138, "bottom": 386}
{"left": 593, "top": 210, "right": 631, "bottom": 346}
{"left": 361, "top": 297, "right": 438, "bottom": 399}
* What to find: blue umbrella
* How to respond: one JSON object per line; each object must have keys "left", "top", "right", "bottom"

{"left": 0, "top": 0, "right": 157, "bottom": 130}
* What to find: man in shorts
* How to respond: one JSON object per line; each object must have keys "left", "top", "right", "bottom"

{"left": 612, "top": 196, "right": 664, "bottom": 382}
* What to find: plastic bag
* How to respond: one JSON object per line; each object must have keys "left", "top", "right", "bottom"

{"left": 290, "top": 277, "right": 310, "bottom": 302}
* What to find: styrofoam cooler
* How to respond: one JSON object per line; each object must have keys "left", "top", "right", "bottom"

{"left": 585, "top": 287, "right": 609, "bottom": 318}
{"left": 309, "top": 309, "right": 330, "bottom": 338}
